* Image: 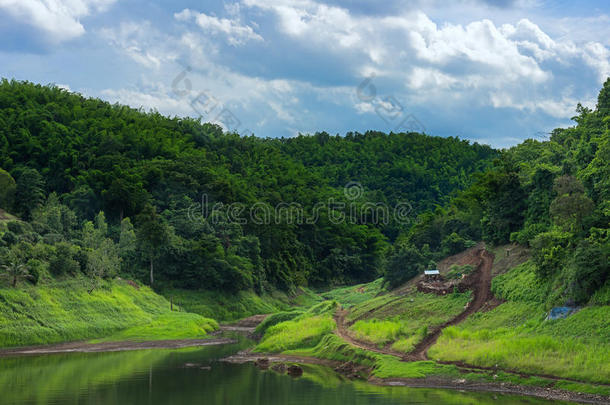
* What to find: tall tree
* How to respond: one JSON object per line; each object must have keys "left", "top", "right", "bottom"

{"left": 0, "top": 168, "right": 16, "bottom": 211}
{"left": 14, "top": 167, "right": 45, "bottom": 220}
{"left": 136, "top": 204, "right": 170, "bottom": 285}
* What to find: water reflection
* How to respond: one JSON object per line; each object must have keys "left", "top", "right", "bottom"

{"left": 0, "top": 339, "right": 570, "bottom": 405}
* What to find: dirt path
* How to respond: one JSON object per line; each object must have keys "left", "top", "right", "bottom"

{"left": 334, "top": 308, "right": 405, "bottom": 357}
{"left": 407, "top": 248, "right": 494, "bottom": 359}
{"left": 218, "top": 314, "right": 269, "bottom": 334}
{"left": 334, "top": 248, "right": 495, "bottom": 361}
{"left": 0, "top": 338, "right": 237, "bottom": 357}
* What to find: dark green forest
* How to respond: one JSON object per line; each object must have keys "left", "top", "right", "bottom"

{"left": 0, "top": 79, "right": 496, "bottom": 293}
{"left": 0, "top": 78, "right": 608, "bottom": 306}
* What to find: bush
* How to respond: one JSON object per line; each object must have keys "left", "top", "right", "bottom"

{"left": 1, "top": 231, "right": 17, "bottom": 246}
{"left": 7, "top": 221, "right": 31, "bottom": 235}
{"left": 441, "top": 232, "right": 475, "bottom": 256}
{"left": 446, "top": 264, "right": 474, "bottom": 280}
{"left": 49, "top": 242, "right": 81, "bottom": 276}
{"left": 254, "top": 310, "right": 304, "bottom": 335}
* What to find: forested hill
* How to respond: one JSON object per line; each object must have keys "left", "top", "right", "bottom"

{"left": 0, "top": 79, "right": 496, "bottom": 292}
{"left": 385, "top": 79, "right": 610, "bottom": 306}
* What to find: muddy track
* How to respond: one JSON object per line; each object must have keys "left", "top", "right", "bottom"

{"left": 334, "top": 308, "right": 405, "bottom": 357}
{"left": 334, "top": 248, "right": 494, "bottom": 361}
{"left": 407, "top": 248, "right": 494, "bottom": 360}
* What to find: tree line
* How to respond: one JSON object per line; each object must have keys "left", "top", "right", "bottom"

{"left": 0, "top": 79, "right": 496, "bottom": 292}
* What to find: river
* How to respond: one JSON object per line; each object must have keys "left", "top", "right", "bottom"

{"left": 0, "top": 336, "right": 572, "bottom": 404}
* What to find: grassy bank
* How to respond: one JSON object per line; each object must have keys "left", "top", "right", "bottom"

{"left": 253, "top": 275, "right": 610, "bottom": 396}
{"left": 429, "top": 261, "right": 610, "bottom": 384}
{"left": 161, "top": 287, "right": 321, "bottom": 322}
{"left": 345, "top": 290, "right": 471, "bottom": 352}
{"left": 0, "top": 278, "right": 218, "bottom": 348}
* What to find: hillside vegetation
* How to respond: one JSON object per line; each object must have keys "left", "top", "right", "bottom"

{"left": 0, "top": 278, "right": 217, "bottom": 347}
{"left": 384, "top": 79, "right": 610, "bottom": 307}
{"left": 0, "top": 79, "right": 496, "bottom": 293}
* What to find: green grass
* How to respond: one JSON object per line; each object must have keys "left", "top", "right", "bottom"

{"left": 344, "top": 291, "right": 470, "bottom": 352}
{"left": 254, "top": 310, "right": 304, "bottom": 335}
{"left": 254, "top": 314, "right": 336, "bottom": 352}
{"left": 350, "top": 319, "right": 406, "bottom": 347}
{"left": 91, "top": 312, "right": 218, "bottom": 342}
{"left": 429, "top": 302, "right": 610, "bottom": 383}
{"left": 160, "top": 287, "right": 320, "bottom": 322}
{"left": 491, "top": 261, "right": 549, "bottom": 304}
{"left": 320, "top": 278, "right": 385, "bottom": 307}
{"left": 0, "top": 278, "right": 218, "bottom": 347}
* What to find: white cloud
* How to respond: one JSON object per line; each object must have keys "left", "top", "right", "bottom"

{"left": 242, "top": 0, "right": 609, "bottom": 119}
{"left": 0, "top": 0, "right": 116, "bottom": 42}
{"left": 175, "top": 8, "right": 263, "bottom": 46}
{"left": 83, "top": 1, "right": 609, "bottom": 142}
{"left": 99, "top": 22, "right": 179, "bottom": 69}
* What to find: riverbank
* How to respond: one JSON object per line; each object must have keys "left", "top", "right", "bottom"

{"left": 0, "top": 337, "right": 236, "bottom": 357}
{"left": 0, "top": 278, "right": 218, "bottom": 347}
{"left": 224, "top": 351, "right": 610, "bottom": 405}
{"left": 249, "top": 245, "right": 609, "bottom": 403}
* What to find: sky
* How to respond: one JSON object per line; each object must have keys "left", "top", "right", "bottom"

{"left": 1, "top": 0, "right": 609, "bottom": 148}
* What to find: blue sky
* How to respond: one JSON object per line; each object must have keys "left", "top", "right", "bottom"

{"left": 1, "top": 0, "right": 609, "bottom": 148}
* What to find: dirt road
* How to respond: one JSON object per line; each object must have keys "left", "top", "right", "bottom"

{"left": 334, "top": 247, "right": 495, "bottom": 361}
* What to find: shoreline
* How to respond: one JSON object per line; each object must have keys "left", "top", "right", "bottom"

{"left": 0, "top": 337, "right": 237, "bottom": 357}
{"left": 224, "top": 351, "right": 610, "bottom": 405}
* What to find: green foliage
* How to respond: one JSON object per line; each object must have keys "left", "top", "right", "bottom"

{"left": 13, "top": 167, "right": 45, "bottom": 220}
{"left": 441, "top": 232, "right": 475, "bottom": 256}
{"left": 446, "top": 264, "right": 474, "bottom": 280}
{"left": 49, "top": 242, "right": 81, "bottom": 277}
{"left": 0, "top": 279, "right": 207, "bottom": 347}
{"left": 254, "top": 314, "right": 336, "bottom": 352}
{"left": 0, "top": 257, "right": 33, "bottom": 287}
{"left": 0, "top": 79, "right": 497, "bottom": 292}
{"left": 0, "top": 168, "right": 16, "bottom": 210}
{"left": 383, "top": 243, "right": 428, "bottom": 289}
{"left": 492, "top": 261, "right": 549, "bottom": 303}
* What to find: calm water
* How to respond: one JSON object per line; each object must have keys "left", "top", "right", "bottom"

{"left": 0, "top": 338, "right": 570, "bottom": 405}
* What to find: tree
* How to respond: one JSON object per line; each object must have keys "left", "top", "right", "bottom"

{"left": 0, "top": 259, "right": 33, "bottom": 287}
{"left": 82, "top": 212, "right": 121, "bottom": 292}
{"left": 596, "top": 77, "right": 610, "bottom": 116}
{"left": 550, "top": 175, "right": 594, "bottom": 233}
{"left": 0, "top": 168, "right": 16, "bottom": 210}
{"left": 86, "top": 238, "right": 120, "bottom": 293}
{"left": 479, "top": 166, "right": 527, "bottom": 244}
{"left": 384, "top": 243, "right": 427, "bottom": 289}
{"left": 137, "top": 204, "right": 170, "bottom": 285}
{"left": 119, "top": 217, "right": 137, "bottom": 256}
{"left": 14, "top": 167, "right": 45, "bottom": 220}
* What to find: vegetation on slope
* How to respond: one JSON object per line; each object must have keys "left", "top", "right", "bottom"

{"left": 429, "top": 261, "right": 610, "bottom": 383}
{"left": 384, "top": 79, "right": 609, "bottom": 305}
{"left": 0, "top": 278, "right": 217, "bottom": 347}
{"left": 0, "top": 79, "right": 497, "bottom": 292}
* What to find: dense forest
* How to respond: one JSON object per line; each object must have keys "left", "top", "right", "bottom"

{"left": 385, "top": 79, "right": 610, "bottom": 306}
{"left": 0, "top": 78, "right": 607, "bottom": 306}
{"left": 0, "top": 79, "right": 496, "bottom": 293}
